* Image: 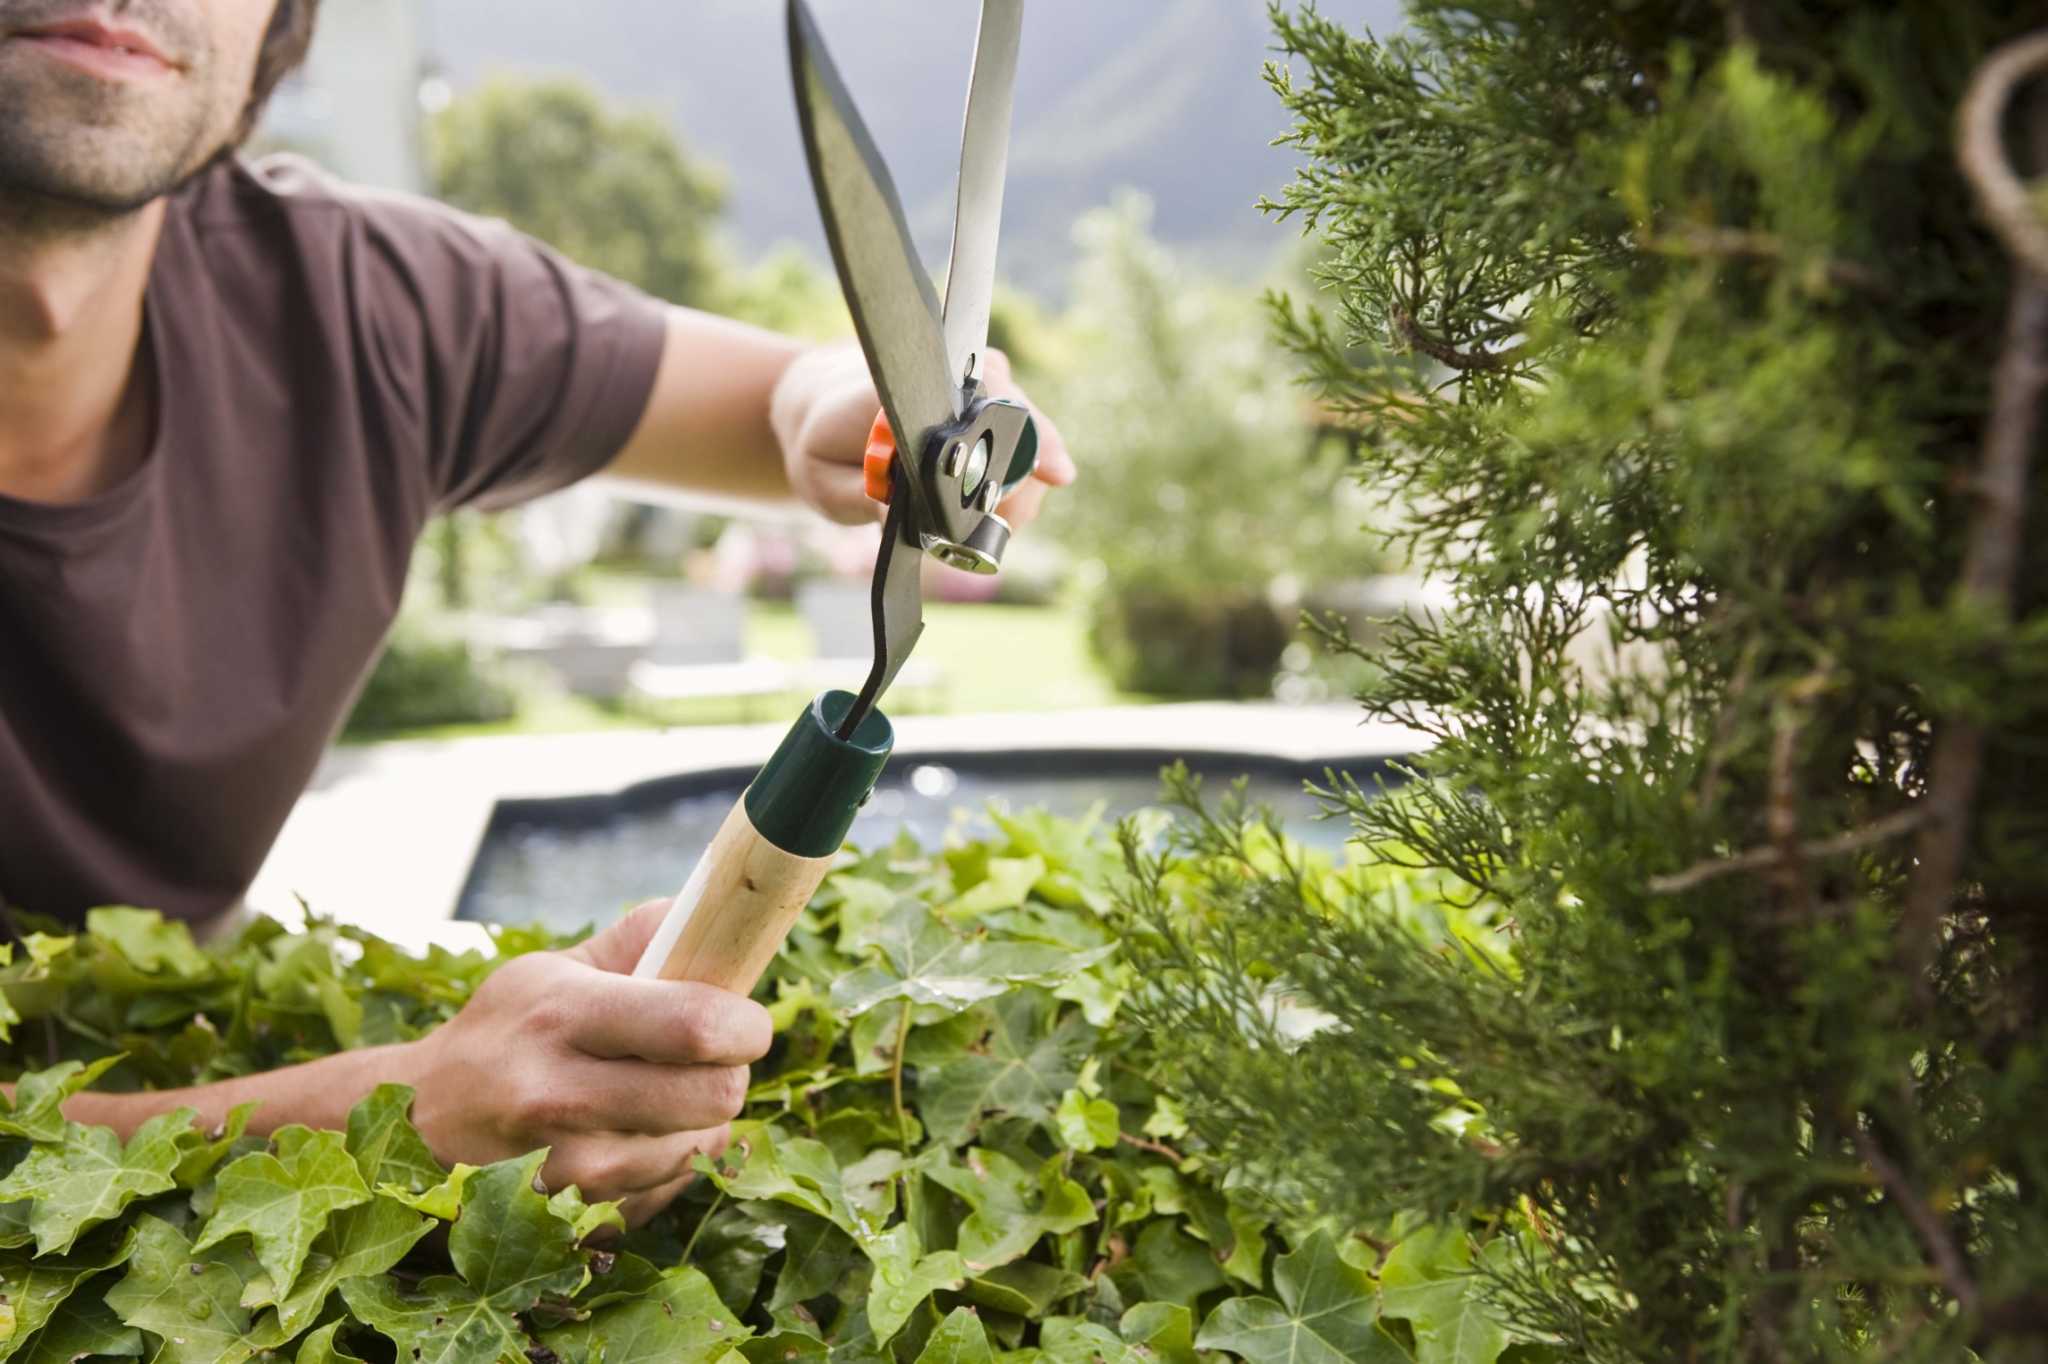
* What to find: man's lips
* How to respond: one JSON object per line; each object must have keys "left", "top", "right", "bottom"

{"left": 9, "top": 17, "right": 178, "bottom": 78}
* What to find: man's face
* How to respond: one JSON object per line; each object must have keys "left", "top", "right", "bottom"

{"left": 0, "top": 0, "right": 275, "bottom": 215}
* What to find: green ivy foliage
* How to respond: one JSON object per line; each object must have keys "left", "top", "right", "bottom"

{"left": 0, "top": 813, "right": 1531, "bottom": 1364}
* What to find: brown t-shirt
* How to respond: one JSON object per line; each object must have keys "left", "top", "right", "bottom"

{"left": 0, "top": 156, "right": 670, "bottom": 927}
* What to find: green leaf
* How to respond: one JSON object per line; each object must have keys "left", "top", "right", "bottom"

{"left": 0, "top": 1229, "right": 136, "bottom": 1363}
{"left": 1054, "top": 1089, "right": 1120, "bottom": 1153}
{"left": 964, "top": 1261, "right": 1088, "bottom": 1317}
{"left": 446, "top": 1149, "right": 589, "bottom": 1308}
{"left": 84, "top": 910, "right": 210, "bottom": 979}
{"left": 939, "top": 855, "right": 1047, "bottom": 920}
{"left": 0, "top": 1112, "right": 192, "bottom": 1256}
{"left": 1038, "top": 1318, "right": 1145, "bottom": 1364}
{"left": 1112, "top": 1221, "right": 1227, "bottom": 1311}
{"left": 911, "top": 1307, "right": 993, "bottom": 1364}
{"left": 193, "top": 1126, "right": 372, "bottom": 1298}
{"left": 170, "top": 1103, "right": 258, "bottom": 1190}
{"left": 918, "top": 991, "right": 1096, "bottom": 1145}
{"left": 539, "top": 1265, "right": 744, "bottom": 1364}
{"left": 862, "top": 1225, "right": 964, "bottom": 1347}
{"left": 1195, "top": 1229, "right": 1402, "bottom": 1364}
{"left": 243, "top": 1197, "right": 433, "bottom": 1338}
{"left": 17, "top": 1286, "right": 143, "bottom": 1364}
{"left": 1377, "top": 1231, "right": 1511, "bottom": 1364}
{"left": 0, "top": 1059, "right": 124, "bottom": 1143}
{"left": 546, "top": 1184, "right": 626, "bottom": 1243}
{"left": 829, "top": 905, "right": 1113, "bottom": 1019}
{"left": 1119, "top": 1302, "right": 1199, "bottom": 1364}
{"left": 377, "top": 1163, "right": 476, "bottom": 1221}
{"left": 922, "top": 1150, "right": 1095, "bottom": 1272}
{"left": 336, "top": 1274, "right": 526, "bottom": 1364}
{"left": 293, "top": 1321, "right": 368, "bottom": 1364}
{"left": 767, "top": 1211, "right": 864, "bottom": 1312}
{"left": 342, "top": 1084, "right": 446, "bottom": 1193}
{"left": 103, "top": 1217, "right": 275, "bottom": 1364}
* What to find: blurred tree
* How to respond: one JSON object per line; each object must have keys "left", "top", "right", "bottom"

{"left": 430, "top": 76, "right": 727, "bottom": 306}
{"left": 721, "top": 243, "right": 849, "bottom": 340}
{"left": 1043, "top": 194, "right": 1385, "bottom": 697}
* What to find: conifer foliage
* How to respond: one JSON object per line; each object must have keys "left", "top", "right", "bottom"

{"left": 1124, "top": 5, "right": 2048, "bottom": 1361}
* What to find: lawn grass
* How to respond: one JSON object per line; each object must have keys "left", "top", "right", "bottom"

{"left": 349, "top": 600, "right": 1146, "bottom": 743}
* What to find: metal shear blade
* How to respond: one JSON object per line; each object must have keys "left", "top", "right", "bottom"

{"left": 787, "top": 0, "right": 1025, "bottom": 740}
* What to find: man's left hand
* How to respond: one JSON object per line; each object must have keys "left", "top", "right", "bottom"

{"left": 770, "top": 342, "right": 1076, "bottom": 527}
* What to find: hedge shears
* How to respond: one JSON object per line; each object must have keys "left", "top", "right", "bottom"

{"left": 633, "top": 0, "right": 1036, "bottom": 988}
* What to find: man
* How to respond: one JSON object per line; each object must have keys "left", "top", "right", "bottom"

{"left": 0, "top": 0, "right": 1074, "bottom": 1225}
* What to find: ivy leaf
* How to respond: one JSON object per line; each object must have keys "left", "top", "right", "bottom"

{"left": 546, "top": 1185, "right": 626, "bottom": 1243}
{"left": 292, "top": 1321, "right": 368, "bottom": 1364}
{"left": 539, "top": 1265, "right": 744, "bottom": 1364}
{"left": 1038, "top": 1318, "right": 1145, "bottom": 1364}
{"left": 84, "top": 910, "right": 210, "bottom": 980}
{"left": 1119, "top": 1302, "right": 1199, "bottom": 1364}
{"left": 343, "top": 1149, "right": 590, "bottom": 1364}
{"left": 911, "top": 1307, "right": 993, "bottom": 1364}
{"left": 964, "top": 1261, "right": 1088, "bottom": 1317}
{"left": 336, "top": 1274, "right": 526, "bottom": 1364}
{"left": 918, "top": 992, "right": 1096, "bottom": 1146}
{"left": 922, "top": 1150, "right": 1095, "bottom": 1272}
{"left": 1195, "top": 1229, "right": 1402, "bottom": 1364}
{"left": 447, "top": 1149, "right": 590, "bottom": 1308}
{"left": 377, "top": 1164, "right": 476, "bottom": 1221}
{"left": 170, "top": 1103, "right": 258, "bottom": 1190}
{"left": 342, "top": 1084, "right": 445, "bottom": 1193}
{"left": 938, "top": 855, "right": 1047, "bottom": 920}
{"left": 0, "top": 1059, "right": 123, "bottom": 1143}
{"left": 1376, "top": 1231, "right": 1511, "bottom": 1364}
{"left": 830, "top": 906, "right": 1113, "bottom": 1019}
{"left": 103, "top": 1217, "right": 276, "bottom": 1364}
{"left": 1054, "top": 1089, "right": 1120, "bottom": 1153}
{"left": 0, "top": 1112, "right": 193, "bottom": 1256}
{"left": 17, "top": 1285, "right": 143, "bottom": 1364}
{"left": 243, "top": 1198, "right": 433, "bottom": 1338}
{"left": 1112, "top": 1221, "right": 1227, "bottom": 1311}
{"left": 0, "top": 1229, "right": 136, "bottom": 1363}
{"left": 193, "top": 1126, "right": 372, "bottom": 1298}
{"left": 767, "top": 1212, "right": 864, "bottom": 1313}
{"left": 863, "top": 1225, "right": 965, "bottom": 1347}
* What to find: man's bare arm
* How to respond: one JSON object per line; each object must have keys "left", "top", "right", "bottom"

{"left": 26, "top": 901, "right": 764, "bottom": 1227}
{"left": 597, "top": 307, "right": 1075, "bottom": 525}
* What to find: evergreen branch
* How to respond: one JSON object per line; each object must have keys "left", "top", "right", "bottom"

{"left": 1647, "top": 808, "right": 1927, "bottom": 895}
{"left": 1850, "top": 1124, "right": 1979, "bottom": 1315}
{"left": 1905, "top": 55, "right": 2048, "bottom": 1000}
{"left": 1958, "top": 29, "right": 2048, "bottom": 277}
{"left": 1638, "top": 225, "right": 1887, "bottom": 294}
{"left": 1389, "top": 304, "right": 1527, "bottom": 372}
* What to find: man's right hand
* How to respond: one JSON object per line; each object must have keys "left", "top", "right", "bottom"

{"left": 402, "top": 899, "right": 773, "bottom": 1226}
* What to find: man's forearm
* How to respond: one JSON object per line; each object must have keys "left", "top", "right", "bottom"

{"left": 599, "top": 306, "right": 808, "bottom": 509}
{"left": 54, "top": 1041, "right": 428, "bottom": 1139}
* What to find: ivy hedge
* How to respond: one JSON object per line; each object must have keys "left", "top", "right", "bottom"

{"left": 0, "top": 802, "right": 1529, "bottom": 1364}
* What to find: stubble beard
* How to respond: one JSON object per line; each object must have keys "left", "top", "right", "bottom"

{"left": 0, "top": 0, "right": 230, "bottom": 240}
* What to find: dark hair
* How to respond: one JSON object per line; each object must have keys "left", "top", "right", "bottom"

{"left": 232, "top": 0, "right": 323, "bottom": 147}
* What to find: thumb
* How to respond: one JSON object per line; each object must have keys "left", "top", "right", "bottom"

{"left": 566, "top": 898, "right": 672, "bottom": 975}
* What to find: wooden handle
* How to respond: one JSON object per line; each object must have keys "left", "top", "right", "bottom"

{"left": 629, "top": 796, "right": 837, "bottom": 993}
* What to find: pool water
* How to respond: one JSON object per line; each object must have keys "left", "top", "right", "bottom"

{"left": 454, "top": 752, "right": 1383, "bottom": 934}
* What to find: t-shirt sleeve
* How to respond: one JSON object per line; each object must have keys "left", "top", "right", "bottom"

{"left": 337, "top": 186, "right": 672, "bottom": 514}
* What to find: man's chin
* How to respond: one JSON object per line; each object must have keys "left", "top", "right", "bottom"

{"left": 0, "top": 136, "right": 217, "bottom": 223}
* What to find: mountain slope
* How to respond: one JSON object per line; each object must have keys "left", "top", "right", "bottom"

{"left": 417, "top": 0, "right": 1404, "bottom": 293}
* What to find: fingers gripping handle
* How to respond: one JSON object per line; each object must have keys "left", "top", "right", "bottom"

{"left": 631, "top": 691, "right": 894, "bottom": 993}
